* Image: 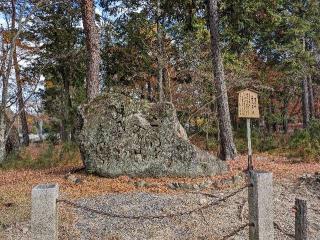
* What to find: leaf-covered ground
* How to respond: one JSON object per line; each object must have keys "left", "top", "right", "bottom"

{"left": 1, "top": 150, "right": 320, "bottom": 239}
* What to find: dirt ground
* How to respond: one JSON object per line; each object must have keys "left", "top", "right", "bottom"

{"left": 1, "top": 154, "right": 320, "bottom": 239}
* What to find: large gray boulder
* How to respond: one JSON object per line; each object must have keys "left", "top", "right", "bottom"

{"left": 78, "top": 91, "right": 227, "bottom": 177}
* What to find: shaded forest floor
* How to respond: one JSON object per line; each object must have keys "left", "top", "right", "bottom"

{"left": 1, "top": 143, "right": 320, "bottom": 239}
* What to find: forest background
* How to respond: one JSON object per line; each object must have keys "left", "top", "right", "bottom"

{"left": 0, "top": 0, "right": 320, "bottom": 168}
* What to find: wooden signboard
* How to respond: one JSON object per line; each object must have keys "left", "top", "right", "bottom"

{"left": 238, "top": 89, "right": 260, "bottom": 119}
{"left": 238, "top": 89, "right": 260, "bottom": 171}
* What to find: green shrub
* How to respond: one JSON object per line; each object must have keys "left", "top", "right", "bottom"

{"left": 206, "top": 139, "right": 219, "bottom": 151}
{"left": 288, "top": 120, "right": 320, "bottom": 161}
{"left": 1, "top": 144, "right": 55, "bottom": 170}
{"left": 47, "top": 132, "right": 59, "bottom": 145}
{"left": 34, "top": 144, "right": 55, "bottom": 168}
{"left": 1, "top": 142, "right": 81, "bottom": 170}
{"left": 308, "top": 120, "right": 320, "bottom": 140}
{"left": 58, "top": 141, "right": 79, "bottom": 163}
{"left": 289, "top": 130, "right": 311, "bottom": 148}
{"left": 235, "top": 138, "right": 247, "bottom": 154}
{"left": 235, "top": 126, "right": 278, "bottom": 153}
{"left": 1, "top": 149, "right": 33, "bottom": 169}
{"left": 256, "top": 135, "right": 278, "bottom": 152}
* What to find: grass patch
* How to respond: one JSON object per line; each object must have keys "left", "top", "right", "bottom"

{"left": 286, "top": 120, "right": 320, "bottom": 161}
{"left": 0, "top": 142, "right": 81, "bottom": 170}
{"left": 191, "top": 121, "right": 320, "bottom": 163}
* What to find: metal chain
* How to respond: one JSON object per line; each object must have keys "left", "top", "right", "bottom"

{"left": 273, "top": 222, "right": 295, "bottom": 239}
{"left": 57, "top": 184, "right": 249, "bottom": 220}
{"left": 221, "top": 223, "right": 249, "bottom": 240}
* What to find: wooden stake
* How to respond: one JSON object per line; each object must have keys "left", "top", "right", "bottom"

{"left": 295, "top": 198, "right": 308, "bottom": 240}
{"left": 247, "top": 118, "right": 253, "bottom": 170}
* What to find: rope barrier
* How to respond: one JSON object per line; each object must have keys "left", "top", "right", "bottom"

{"left": 220, "top": 223, "right": 249, "bottom": 240}
{"left": 57, "top": 184, "right": 249, "bottom": 220}
{"left": 310, "top": 207, "right": 320, "bottom": 214}
{"left": 273, "top": 222, "right": 295, "bottom": 239}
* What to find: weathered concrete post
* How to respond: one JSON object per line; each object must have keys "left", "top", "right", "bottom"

{"left": 248, "top": 171, "right": 274, "bottom": 240}
{"left": 31, "top": 183, "right": 59, "bottom": 240}
{"left": 295, "top": 198, "right": 308, "bottom": 240}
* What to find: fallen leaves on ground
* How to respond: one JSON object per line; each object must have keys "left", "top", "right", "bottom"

{"left": 1, "top": 152, "right": 320, "bottom": 228}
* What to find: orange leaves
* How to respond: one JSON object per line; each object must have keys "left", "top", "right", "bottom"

{"left": 45, "top": 80, "right": 55, "bottom": 89}
{"left": 228, "top": 153, "right": 320, "bottom": 181}
{"left": 1, "top": 142, "right": 320, "bottom": 227}
{"left": 1, "top": 30, "right": 37, "bottom": 52}
{"left": 1, "top": 30, "right": 22, "bottom": 46}
{"left": 2, "top": 30, "right": 16, "bottom": 44}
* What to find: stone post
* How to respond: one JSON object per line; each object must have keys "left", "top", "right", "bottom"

{"left": 31, "top": 183, "right": 59, "bottom": 240}
{"left": 248, "top": 171, "right": 274, "bottom": 240}
{"left": 295, "top": 198, "right": 308, "bottom": 240}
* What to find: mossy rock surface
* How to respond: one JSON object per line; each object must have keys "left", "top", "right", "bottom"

{"left": 78, "top": 91, "right": 227, "bottom": 177}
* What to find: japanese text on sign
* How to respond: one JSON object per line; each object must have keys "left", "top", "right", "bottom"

{"left": 238, "top": 89, "right": 260, "bottom": 118}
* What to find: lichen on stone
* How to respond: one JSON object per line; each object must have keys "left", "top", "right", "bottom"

{"left": 78, "top": 91, "right": 227, "bottom": 177}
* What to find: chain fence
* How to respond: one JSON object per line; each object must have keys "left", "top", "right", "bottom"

{"left": 56, "top": 184, "right": 250, "bottom": 239}
{"left": 273, "top": 222, "right": 295, "bottom": 239}
{"left": 57, "top": 184, "right": 249, "bottom": 220}
{"left": 31, "top": 171, "right": 312, "bottom": 239}
{"left": 56, "top": 184, "right": 299, "bottom": 239}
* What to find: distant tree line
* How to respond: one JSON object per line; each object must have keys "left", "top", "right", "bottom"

{"left": 0, "top": 0, "right": 319, "bottom": 162}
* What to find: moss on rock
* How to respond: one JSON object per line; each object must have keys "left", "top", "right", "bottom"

{"left": 78, "top": 91, "right": 227, "bottom": 177}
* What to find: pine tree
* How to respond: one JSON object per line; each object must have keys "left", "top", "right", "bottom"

{"left": 207, "top": 0, "right": 237, "bottom": 160}
{"left": 11, "top": 0, "right": 29, "bottom": 146}
{"left": 81, "top": 0, "right": 101, "bottom": 101}
{"left": 29, "top": 0, "right": 86, "bottom": 142}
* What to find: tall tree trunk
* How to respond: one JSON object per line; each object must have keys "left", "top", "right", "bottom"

{"left": 81, "top": 0, "right": 100, "bottom": 101}
{"left": 61, "top": 92, "right": 70, "bottom": 142}
{"left": 167, "top": 69, "right": 173, "bottom": 102}
{"left": 270, "top": 94, "right": 277, "bottom": 132}
{"left": 11, "top": 0, "right": 29, "bottom": 146}
{"left": 0, "top": 58, "right": 11, "bottom": 163}
{"left": 301, "top": 37, "right": 310, "bottom": 128}
{"left": 140, "top": 84, "right": 145, "bottom": 99}
{"left": 13, "top": 49, "right": 29, "bottom": 146}
{"left": 60, "top": 121, "right": 68, "bottom": 142}
{"left": 207, "top": 0, "right": 237, "bottom": 160}
{"left": 5, "top": 115, "right": 19, "bottom": 154}
{"left": 13, "top": 58, "right": 29, "bottom": 145}
{"left": 61, "top": 68, "right": 72, "bottom": 142}
{"left": 147, "top": 80, "right": 153, "bottom": 102}
{"left": 205, "top": 112, "right": 210, "bottom": 150}
{"left": 308, "top": 75, "right": 315, "bottom": 120}
{"left": 260, "top": 115, "right": 266, "bottom": 133}
{"left": 302, "top": 76, "right": 310, "bottom": 128}
{"left": 0, "top": 31, "right": 12, "bottom": 164}
{"left": 156, "top": 0, "right": 164, "bottom": 102}
{"left": 267, "top": 100, "right": 275, "bottom": 133}
{"left": 282, "top": 97, "right": 289, "bottom": 134}
{"left": 0, "top": 55, "right": 8, "bottom": 163}
{"left": 36, "top": 119, "right": 43, "bottom": 142}
{"left": 0, "top": 116, "right": 6, "bottom": 164}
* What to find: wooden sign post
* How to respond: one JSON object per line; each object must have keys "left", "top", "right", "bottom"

{"left": 238, "top": 89, "right": 260, "bottom": 171}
